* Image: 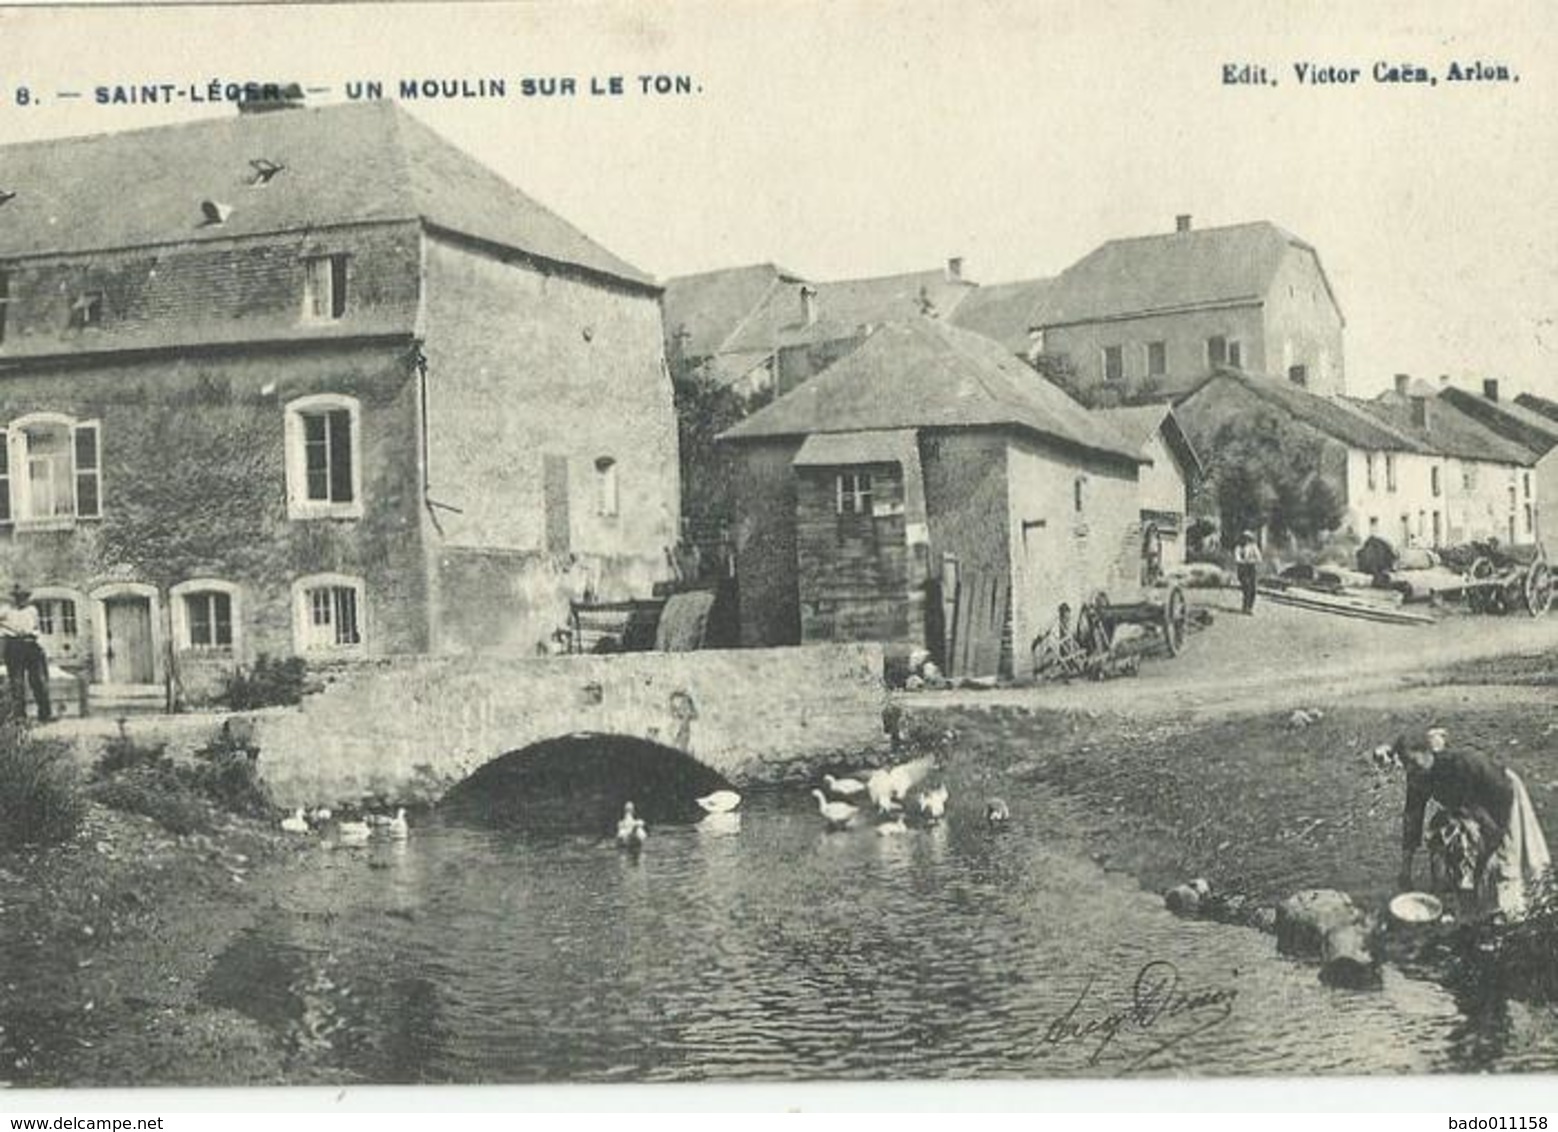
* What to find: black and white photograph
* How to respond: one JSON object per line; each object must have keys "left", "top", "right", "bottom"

{"left": 0, "top": 0, "right": 1554, "bottom": 1107}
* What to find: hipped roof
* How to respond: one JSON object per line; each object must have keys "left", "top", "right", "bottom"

{"left": 720, "top": 317, "right": 1141, "bottom": 465}
{"left": 0, "top": 101, "right": 653, "bottom": 288}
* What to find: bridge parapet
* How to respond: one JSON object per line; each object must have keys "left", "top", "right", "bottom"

{"left": 244, "top": 643, "right": 889, "bottom": 808}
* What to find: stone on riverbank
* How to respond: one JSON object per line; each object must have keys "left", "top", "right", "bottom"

{"left": 1319, "top": 923, "right": 1382, "bottom": 989}
{"left": 1276, "top": 889, "right": 1361, "bottom": 957}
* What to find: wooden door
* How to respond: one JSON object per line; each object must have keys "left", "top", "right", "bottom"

{"left": 105, "top": 597, "right": 154, "bottom": 684}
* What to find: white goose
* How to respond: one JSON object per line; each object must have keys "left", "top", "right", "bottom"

{"left": 917, "top": 785, "right": 950, "bottom": 823}
{"left": 616, "top": 802, "right": 648, "bottom": 849}
{"left": 876, "top": 814, "right": 910, "bottom": 837}
{"left": 822, "top": 774, "right": 866, "bottom": 799}
{"left": 280, "top": 808, "right": 310, "bottom": 834}
{"left": 337, "top": 815, "right": 371, "bottom": 844}
{"left": 696, "top": 790, "right": 742, "bottom": 815}
{"left": 308, "top": 806, "right": 333, "bottom": 824}
{"left": 867, "top": 756, "right": 935, "bottom": 814}
{"left": 810, "top": 789, "right": 859, "bottom": 830}
{"left": 383, "top": 807, "right": 410, "bottom": 839}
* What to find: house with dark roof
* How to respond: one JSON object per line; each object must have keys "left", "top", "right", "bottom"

{"left": 946, "top": 276, "right": 1056, "bottom": 361}
{"left": 0, "top": 99, "right": 678, "bottom": 709}
{"left": 1094, "top": 405, "right": 1202, "bottom": 577}
{"left": 1176, "top": 368, "right": 1538, "bottom": 550}
{"left": 662, "top": 258, "right": 977, "bottom": 398}
{"left": 718, "top": 317, "right": 1144, "bottom": 677}
{"left": 1035, "top": 216, "right": 1346, "bottom": 403}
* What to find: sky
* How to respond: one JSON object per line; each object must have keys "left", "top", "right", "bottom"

{"left": 0, "top": 0, "right": 1554, "bottom": 401}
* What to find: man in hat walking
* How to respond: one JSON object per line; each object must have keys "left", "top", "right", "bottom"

{"left": 1233, "top": 530, "right": 1262, "bottom": 614}
{"left": 0, "top": 586, "right": 53, "bottom": 723}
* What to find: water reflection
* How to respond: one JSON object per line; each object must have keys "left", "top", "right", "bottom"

{"left": 201, "top": 778, "right": 1557, "bottom": 1082}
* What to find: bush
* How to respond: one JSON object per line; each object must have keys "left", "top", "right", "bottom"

{"left": 92, "top": 768, "right": 211, "bottom": 836}
{"left": 94, "top": 718, "right": 170, "bottom": 779}
{"left": 0, "top": 716, "right": 87, "bottom": 850}
{"left": 187, "top": 722, "right": 271, "bottom": 818}
{"left": 217, "top": 654, "right": 308, "bottom": 711}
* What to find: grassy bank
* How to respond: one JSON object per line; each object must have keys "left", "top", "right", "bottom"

{"left": 918, "top": 688, "right": 1557, "bottom": 912}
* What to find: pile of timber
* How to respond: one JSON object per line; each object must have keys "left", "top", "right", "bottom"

{"left": 1256, "top": 579, "right": 1436, "bottom": 626}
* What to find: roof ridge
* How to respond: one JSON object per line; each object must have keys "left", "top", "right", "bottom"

{"left": 1099, "top": 219, "right": 1280, "bottom": 247}
{"left": 0, "top": 99, "right": 387, "bottom": 155}
{"left": 715, "top": 275, "right": 792, "bottom": 355}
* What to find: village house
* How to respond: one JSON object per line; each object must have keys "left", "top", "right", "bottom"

{"left": 717, "top": 317, "right": 1144, "bottom": 679}
{"left": 0, "top": 99, "right": 679, "bottom": 710}
{"left": 1093, "top": 405, "right": 1202, "bottom": 577}
{"left": 1175, "top": 369, "right": 1537, "bottom": 550}
{"left": 662, "top": 259, "right": 977, "bottom": 398}
{"left": 1034, "top": 217, "right": 1347, "bottom": 402}
{"left": 1438, "top": 379, "right": 1555, "bottom": 557}
{"left": 945, "top": 276, "right": 1056, "bottom": 363}
{"left": 1352, "top": 375, "right": 1540, "bottom": 549}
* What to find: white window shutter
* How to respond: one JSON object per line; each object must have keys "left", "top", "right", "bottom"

{"left": 72, "top": 420, "right": 102, "bottom": 518}
{"left": 8, "top": 429, "right": 29, "bottom": 522}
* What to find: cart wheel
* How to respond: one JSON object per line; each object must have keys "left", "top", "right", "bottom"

{"left": 1524, "top": 560, "right": 1553, "bottom": 618}
{"left": 1162, "top": 585, "right": 1189, "bottom": 656}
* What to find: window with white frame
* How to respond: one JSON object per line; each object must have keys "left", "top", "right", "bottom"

{"left": 594, "top": 456, "right": 619, "bottom": 518}
{"left": 1463, "top": 462, "right": 1477, "bottom": 491}
{"left": 30, "top": 588, "right": 83, "bottom": 662}
{"left": 302, "top": 254, "right": 348, "bottom": 321}
{"left": 836, "top": 472, "right": 872, "bottom": 515}
{"left": 1206, "top": 336, "right": 1242, "bottom": 369}
{"left": 1145, "top": 341, "right": 1167, "bottom": 378}
{"left": 1366, "top": 453, "right": 1377, "bottom": 491}
{"left": 1102, "top": 345, "right": 1124, "bottom": 383}
{"left": 293, "top": 574, "right": 365, "bottom": 654}
{"left": 1385, "top": 453, "right": 1398, "bottom": 493}
{"left": 0, "top": 414, "right": 102, "bottom": 528}
{"left": 171, "top": 579, "right": 240, "bottom": 652}
{"left": 284, "top": 394, "right": 361, "bottom": 519}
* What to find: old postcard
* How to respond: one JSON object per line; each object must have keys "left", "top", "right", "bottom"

{"left": 0, "top": 0, "right": 1554, "bottom": 1109}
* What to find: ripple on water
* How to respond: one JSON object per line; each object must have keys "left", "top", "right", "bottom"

{"left": 203, "top": 784, "right": 1552, "bottom": 1083}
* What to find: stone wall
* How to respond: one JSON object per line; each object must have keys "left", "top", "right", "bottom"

{"left": 241, "top": 642, "right": 890, "bottom": 806}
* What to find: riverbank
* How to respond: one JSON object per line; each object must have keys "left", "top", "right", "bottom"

{"left": 0, "top": 798, "right": 346, "bottom": 1087}
{"left": 916, "top": 692, "right": 1556, "bottom": 914}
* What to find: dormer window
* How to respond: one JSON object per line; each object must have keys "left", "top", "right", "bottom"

{"left": 69, "top": 292, "right": 103, "bottom": 330}
{"left": 303, "top": 254, "right": 348, "bottom": 321}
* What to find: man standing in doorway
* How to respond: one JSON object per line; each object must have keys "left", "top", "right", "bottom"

{"left": 1234, "top": 530, "right": 1262, "bottom": 615}
{"left": 0, "top": 587, "right": 53, "bottom": 723}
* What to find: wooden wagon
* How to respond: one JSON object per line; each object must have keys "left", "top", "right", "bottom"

{"left": 1032, "top": 584, "right": 1191, "bottom": 681}
{"left": 1461, "top": 546, "right": 1553, "bottom": 617}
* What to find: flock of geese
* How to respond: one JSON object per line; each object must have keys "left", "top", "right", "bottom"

{"left": 279, "top": 805, "right": 409, "bottom": 844}
{"left": 614, "top": 756, "right": 1012, "bottom": 850}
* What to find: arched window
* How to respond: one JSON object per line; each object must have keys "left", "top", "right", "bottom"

{"left": 284, "top": 394, "right": 362, "bottom": 520}
{"left": 292, "top": 573, "right": 366, "bottom": 655}
{"left": 594, "top": 455, "right": 619, "bottom": 517}
{"left": 0, "top": 412, "right": 102, "bottom": 529}
{"left": 170, "top": 579, "right": 242, "bottom": 654}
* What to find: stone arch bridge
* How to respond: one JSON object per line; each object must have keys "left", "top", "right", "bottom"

{"left": 234, "top": 643, "right": 888, "bottom": 808}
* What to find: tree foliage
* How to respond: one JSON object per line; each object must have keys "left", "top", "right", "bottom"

{"left": 1206, "top": 408, "right": 1344, "bottom": 546}
{"left": 672, "top": 358, "right": 770, "bottom": 537}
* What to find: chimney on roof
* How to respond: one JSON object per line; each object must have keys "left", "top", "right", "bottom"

{"left": 236, "top": 82, "right": 306, "bottom": 114}
{"left": 1175, "top": 214, "right": 1192, "bottom": 233}
{"left": 945, "top": 256, "right": 964, "bottom": 282}
{"left": 800, "top": 285, "right": 818, "bottom": 327}
{"left": 1483, "top": 378, "right": 1500, "bottom": 402}
{"left": 1394, "top": 373, "right": 1410, "bottom": 396}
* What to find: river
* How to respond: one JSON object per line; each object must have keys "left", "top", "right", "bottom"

{"left": 197, "top": 746, "right": 1558, "bottom": 1083}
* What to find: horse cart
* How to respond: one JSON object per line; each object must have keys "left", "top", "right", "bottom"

{"left": 1033, "top": 584, "right": 1192, "bottom": 681}
{"left": 1459, "top": 544, "right": 1553, "bottom": 617}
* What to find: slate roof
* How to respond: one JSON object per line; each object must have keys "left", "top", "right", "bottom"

{"left": 947, "top": 277, "right": 1055, "bottom": 355}
{"left": 720, "top": 268, "right": 976, "bottom": 354}
{"left": 1037, "top": 221, "right": 1340, "bottom": 327}
{"left": 1440, "top": 387, "right": 1558, "bottom": 457}
{"left": 720, "top": 317, "right": 1141, "bottom": 465}
{"left": 661, "top": 263, "right": 802, "bottom": 360}
{"left": 1352, "top": 392, "right": 1539, "bottom": 465}
{"left": 1094, "top": 404, "right": 1203, "bottom": 480}
{"left": 1516, "top": 392, "right": 1558, "bottom": 424}
{"left": 1184, "top": 369, "right": 1432, "bottom": 453}
{"left": 0, "top": 101, "right": 653, "bottom": 288}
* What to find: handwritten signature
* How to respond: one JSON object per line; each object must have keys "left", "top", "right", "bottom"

{"left": 1041, "top": 960, "right": 1239, "bottom": 1072}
